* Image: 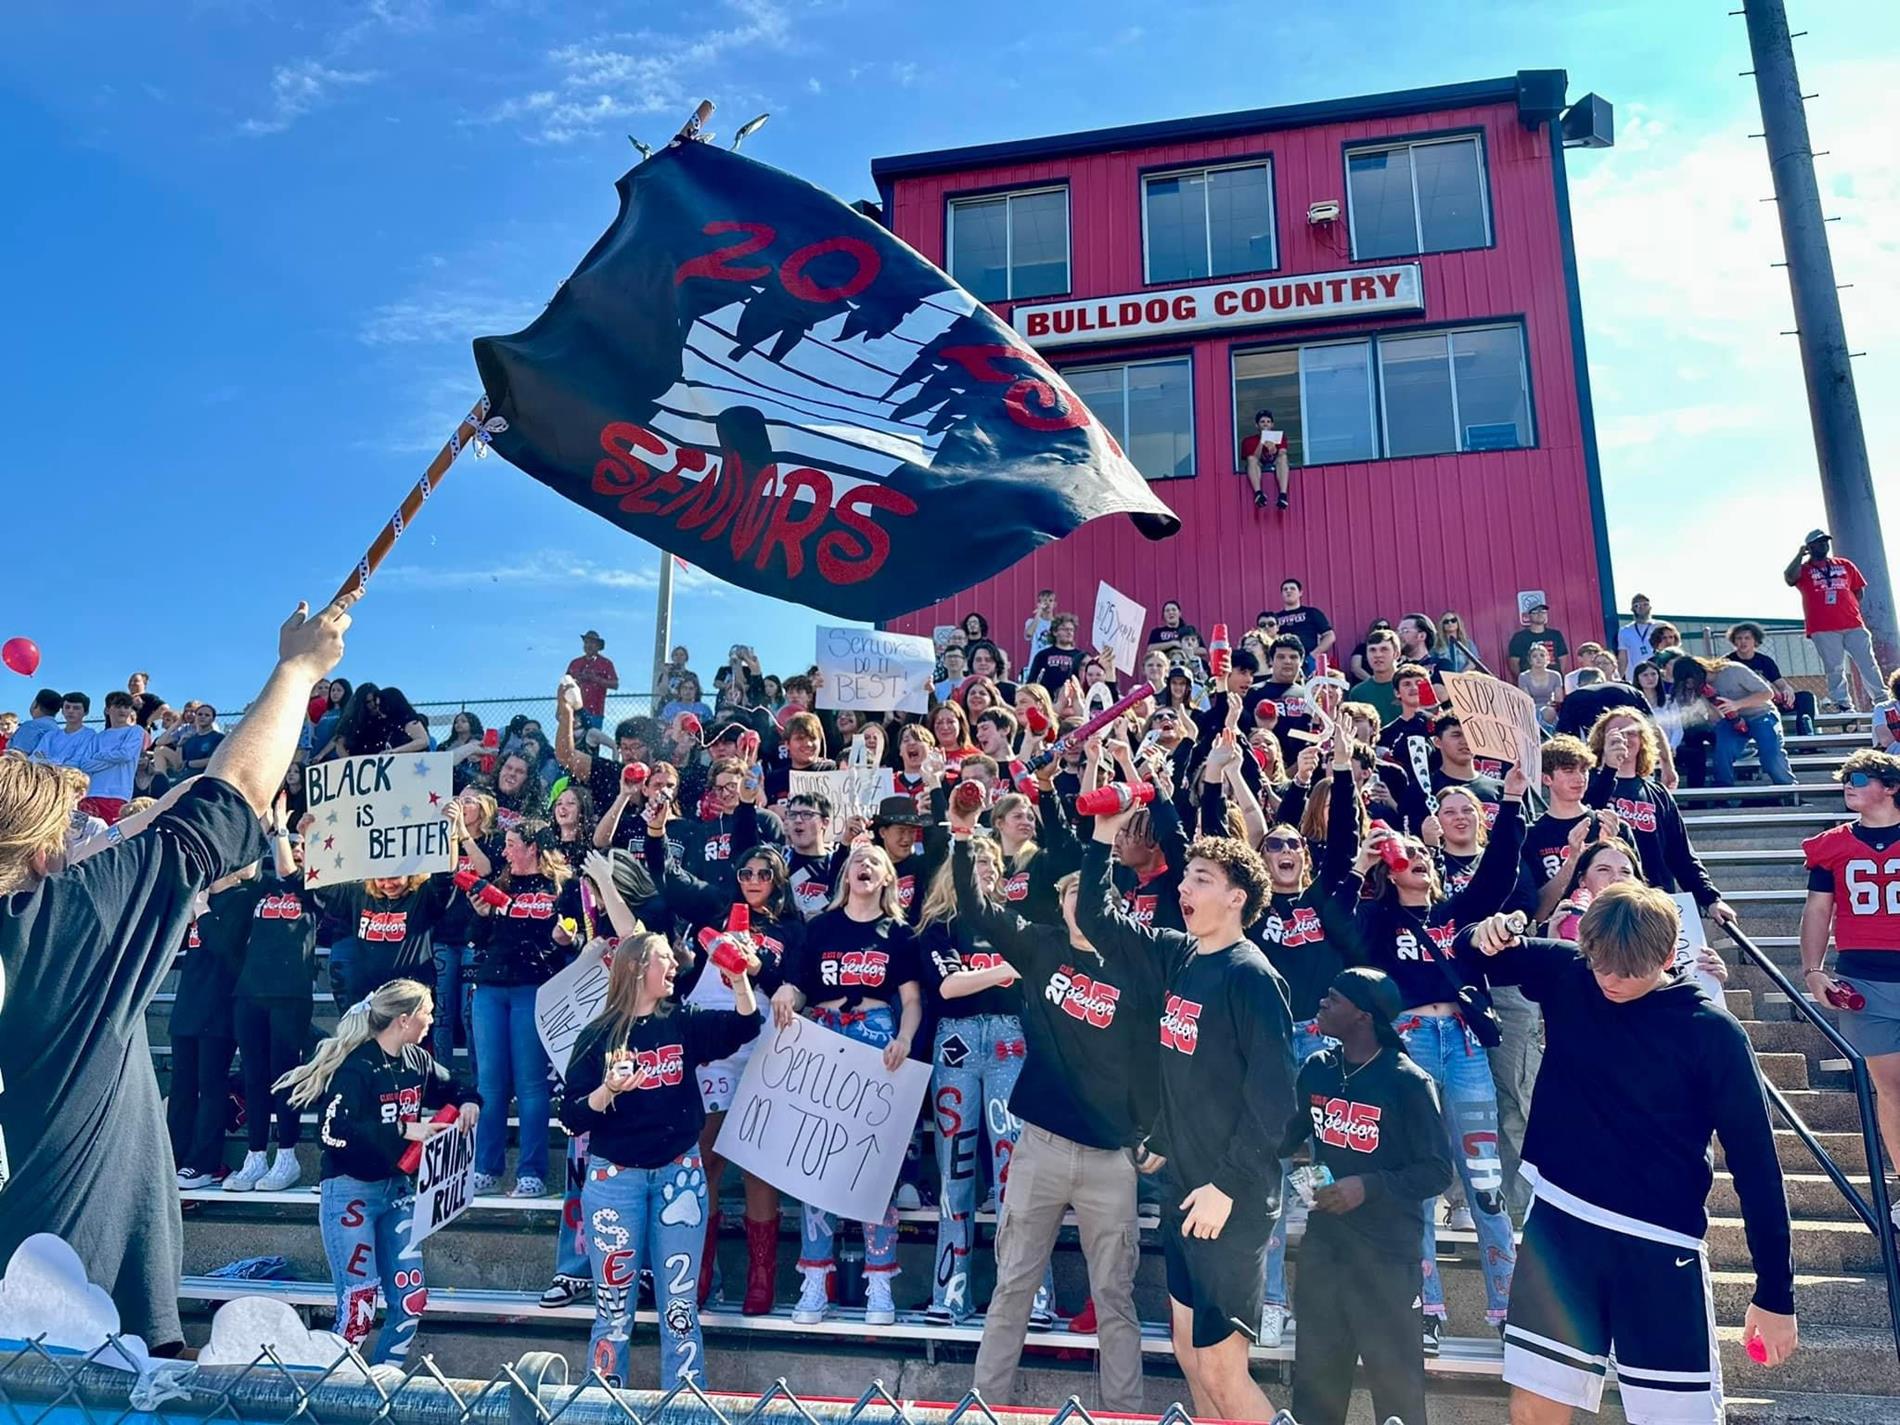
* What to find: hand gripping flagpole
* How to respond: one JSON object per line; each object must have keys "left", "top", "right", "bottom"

{"left": 330, "top": 396, "right": 507, "bottom": 604}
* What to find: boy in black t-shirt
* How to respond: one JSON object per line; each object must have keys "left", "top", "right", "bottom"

{"left": 1281, "top": 969, "right": 1451, "bottom": 1425}
{"left": 1025, "top": 613, "right": 1085, "bottom": 693}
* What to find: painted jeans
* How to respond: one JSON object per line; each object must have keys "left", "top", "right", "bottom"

{"left": 798, "top": 1006, "right": 900, "bottom": 1277}
{"left": 557, "top": 1131, "right": 591, "bottom": 1280}
{"left": 319, "top": 1176, "right": 425, "bottom": 1365}
{"left": 582, "top": 1148, "right": 709, "bottom": 1389}
{"left": 1398, "top": 1013, "right": 1515, "bottom": 1321}
{"left": 1264, "top": 1021, "right": 1340, "bottom": 1308}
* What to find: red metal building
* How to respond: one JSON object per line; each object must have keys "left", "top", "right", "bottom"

{"left": 872, "top": 72, "right": 1616, "bottom": 674}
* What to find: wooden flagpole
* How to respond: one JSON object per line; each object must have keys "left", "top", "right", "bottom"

{"left": 330, "top": 396, "right": 504, "bottom": 605}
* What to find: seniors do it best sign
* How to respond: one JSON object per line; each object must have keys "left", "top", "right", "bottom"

{"left": 303, "top": 753, "right": 454, "bottom": 887}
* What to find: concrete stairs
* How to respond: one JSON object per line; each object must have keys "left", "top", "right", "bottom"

{"left": 157, "top": 712, "right": 1900, "bottom": 1421}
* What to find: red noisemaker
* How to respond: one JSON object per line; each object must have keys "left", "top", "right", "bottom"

{"left": 950, "top": 779, "right": 987, "bottom": 816}
{"left": 1825, "top": 980, "right": 1868, "bottom": 1012}
{"left": 621, "top": 760, "right": 650, "bottom": 787}
{"left": 679, "top": 712, "right": 703, "bottom": 740}
{"left": 1007, "top": 758, "right": 1041, "bottom": 802}
{"left": 1208, "top": 624, "right": 1231, "bottom": 681}
{"left": 697, "top": 904, "right": 755, "bottom": 983}
{"left": 1368, "top": 820, "right": 1410, "bottom": 871}
{"left": 1075, "top": 781, "right": 1156, "bottom": 818}
{"left": 480, "top": 727, "right": 499, "bottom": 776}
{"left": 739, "top": 729, "right": 761, "bottom": 760}
{"left": 1022, "top": 681, "right": 1157, "bottom": 772}
{"left": 1022, "top": 702, "right": 1053, "bottom": 738}
{"left": 1746, "top": 1336, "right": 1769, "bottom": 1365}
{"left": 397, "top": 1105, "right": 461, "bottom": 1175}
{"left": 1313, "top": 653, "right": 1331, "bottom": 678}
{"left": 453, "top": 866, "right": 511, "bottom": 910}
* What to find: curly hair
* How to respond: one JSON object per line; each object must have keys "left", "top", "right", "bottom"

{"left": 1184, "top": 834, "right": 1272, "bottom": 926}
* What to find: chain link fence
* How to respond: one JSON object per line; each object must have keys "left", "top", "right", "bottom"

{"left": 0, "top": 1336, "right": 1212, "bottom": 1425}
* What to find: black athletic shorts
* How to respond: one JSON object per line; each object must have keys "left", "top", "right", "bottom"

{"left": 1503, "top": 1196, "right": 1723, "bottom": 1424}
{"left": 1162, "top": 1205, "right": 1272, "bottom": 1349}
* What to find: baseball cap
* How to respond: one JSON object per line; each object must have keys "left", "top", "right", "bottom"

{"left": 1528, "top": 600, "right": 1549, "bottom": 612}
{"left": 1804, "top": 528, "right": 1830, "bottom": 545}
{"left": 1331, "top": 968, "right": 1405, "bottom": 1048}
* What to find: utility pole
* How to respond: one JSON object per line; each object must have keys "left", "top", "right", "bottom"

{"left": 650, "top": 548, "right": 675, "bottom": 709}
{"left": 1743, "top": 0, "right": 1898, "bottom": 670}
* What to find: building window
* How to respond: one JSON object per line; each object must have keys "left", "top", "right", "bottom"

{"left": 1346, "top": 136, "right": 1490, "bottom": 260}
{"left": 1143, "top": 162, "right": 1276, "bottom": 283}
{"left": 1232, "top": 323, "right": 1529, "bottom": 466}
{"left": 1066, "top": 357, "right": 1195, "bottom": 481}
{"left": 947, "top": 188, "right": 1069, "bottom": 302}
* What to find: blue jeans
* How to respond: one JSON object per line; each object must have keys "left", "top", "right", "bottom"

{"left": 930, "top": 1013, "right": 1049, "bottom": 1317}
{"left": 1264, "top": 1022, "right": 1338, "bottom": 1308}
{"left": 433, "top": 942, "right": 477, "bottom": 1081}
{"left": 582, "top": 1149, "right": 708, "bottom": 1388}
{"left": 1399, "top": 1014, "right": 1515, "bottom": 1321}
{"left": 558, "top": 1132, "right": 592, "bottom": 1280}
{"left": 327, "top": 936, "right": 358, "bottom": 1014}
{"left": 319, "top": 1176, "right": 424, "bottom": 1365}
{"left": 1713, "top": 711, "right": 1795, "bottom": 786}
{"left": 799, "top": 1007, "right": 900, "bottom": 1276}
{"left": 472, "top": 983, "right": 552, "bottom": 1183}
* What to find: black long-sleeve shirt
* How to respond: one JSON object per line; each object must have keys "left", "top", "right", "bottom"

{"left": 239, "top": 873, "right": 320, "bottom": 1000}
{"left": 643, "top": 834, "right": 794, "bottom": 1000}
{"left": 1279, "top": 1046, "right": 1453, "bottom": 1259}
{"left": 318, "top": 1041, "right": 478, "bottom": 1182}
{"left": 1464, "top": 932, "right": 1794, "bottom": 1315}
{"left": 1250, "top": 776, "right": 1363, "bottom": 1021}
{"left": 1078, "top": 843, "right": 1296, "bottom": 1217}
{"left": 467, "top": 872, "right": 582, "bottom": 986}
{"left": 174, "top": 879, "right": 259, "bottom": 1039}
{"left": 1584, "top": 770, "right": 1721, "bottom": 908}
{"left": 560, "top": 1005, "right": 763, "bottom": 1169}
{"left": 952, "top": 840, "right": 1162, "bottom": 1148}
{"left": 316, "top": 876, "right": 457, "bottom": 984}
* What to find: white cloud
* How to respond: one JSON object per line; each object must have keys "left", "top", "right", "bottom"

{"left": 241, "top": 59, "right": 379, "bottom": 135}
{"left": 377, "top": 552, "right": 726, "bottom": 595}
{"left": 358, "top": 290, "right": 545, "bottom": 347}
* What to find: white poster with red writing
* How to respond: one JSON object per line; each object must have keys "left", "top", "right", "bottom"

{"left": 714, "top": 1015, "right": 930, "bottom": 1222}
{"left": 303, "top": 752, "right": 453, "bottom": 888}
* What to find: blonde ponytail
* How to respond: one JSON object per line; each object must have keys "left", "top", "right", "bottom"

{"left": 275, "top": 978, "right": 439, "bottom": 1108}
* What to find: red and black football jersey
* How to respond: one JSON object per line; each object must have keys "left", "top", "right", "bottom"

{"left": 1805, "top": 821, "right": 1900, "bottom": 953}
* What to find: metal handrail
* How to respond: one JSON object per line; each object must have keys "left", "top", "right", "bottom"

{"left": 1723, "top": 921, "right": 1900, "bottom": 1360}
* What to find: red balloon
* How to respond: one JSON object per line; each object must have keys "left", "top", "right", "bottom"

{"left": 2, "top": 637, "right": 40, "bottom": 677}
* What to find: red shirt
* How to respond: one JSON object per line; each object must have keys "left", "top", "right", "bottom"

{"left": 1241, "top": 431, "right": 1286, "bottom": 464}
{"left": 565, "top": 654, "right": 619, "bottom": 716}
{"left": 1797, "top": 558, "right": 1866, "bottom": 634}
{"left": 1804, "top": 822, "right": 1900, "bottom": 952}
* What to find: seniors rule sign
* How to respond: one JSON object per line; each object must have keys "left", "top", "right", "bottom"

{"left": 303, "top": 753, "right": 454, "bottom": 887}
{"left": 1013, "top": 265, "right": 1424, "bottom": 349}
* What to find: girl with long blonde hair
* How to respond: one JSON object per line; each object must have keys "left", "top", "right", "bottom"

{"left": 769, "top": 841, "right": 923, "bottom": 1327}
{"left": 276, "top": 978, "right": 478, "bottom": 1364}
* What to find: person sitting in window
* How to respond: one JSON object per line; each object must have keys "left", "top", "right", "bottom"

{"left": 1242, "top": 408, "right": 1291, "bottom": 511}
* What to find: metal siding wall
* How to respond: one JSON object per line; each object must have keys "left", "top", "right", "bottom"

{"left": 885, "top": 102, "right": 1603, "bottom": 676}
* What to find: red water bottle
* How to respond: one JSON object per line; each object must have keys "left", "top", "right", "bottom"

{"left": 397, "top": 1105, "right": 461, "bottom": 1175}
{"left": 1007, "top": 758, "right": 1041, "bottom": 802}
{"left": 1313, "top": 652, "right": 1331, "bottom": 678}
{"left": 1075, "top": 781, "right": 1157, "bottom": 817}
{"left": 1825, "top": 979, "right": 1868, "bottom": 1012}
{"left": 1208, "top": 624, "right": 1231, "bottom": 681}
{"left": 1368, "top": 819, "right": 1410, "bottom": 871}
{"left": 621, "top": 760, "right": 650, "bottom": 788}
{"left": 479, "top": 727, "right": 499, "bottom": 776}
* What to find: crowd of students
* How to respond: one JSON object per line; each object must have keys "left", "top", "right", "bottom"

{"left": 1, "top": 578, "right": 1838, "bottom": 1425}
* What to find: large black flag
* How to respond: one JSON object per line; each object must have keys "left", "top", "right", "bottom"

{"left": 472, "top": 140, "right": 1178, "bottom": 621}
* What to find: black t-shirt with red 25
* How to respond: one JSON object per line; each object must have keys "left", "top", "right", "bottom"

{"left": 468, "top": 872, "right": 584, "bottom": 987}
{"left": 785, "top": 909, "right": 921, "bottom": 1010}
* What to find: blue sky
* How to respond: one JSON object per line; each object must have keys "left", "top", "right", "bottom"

{"left": 3, "top": 0, "right": 1895, "bottom": 713}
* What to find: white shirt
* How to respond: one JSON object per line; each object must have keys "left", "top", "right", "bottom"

{"left": 1616, "top": 622, "right": 1658, "bottom": 672}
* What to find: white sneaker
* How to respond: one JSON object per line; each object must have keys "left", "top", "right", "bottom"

{"left": 1028, "top": 1284, "right": 1056, "bottom": 1329}
{"left": 792, "top": 1267, "right": 830, "bottom": 1324}
{"left": 863, "top": 1272, "right": 896, "bottom": 1326}
{"left": 224, "top": 1152, "right": 269, "bottom": 1192}
{"left": 177, "top": 1169, "right": 221, "bottom": 1191}
{"left": 893, "top": 1182, "right": 922, "bottom": 1210}
{"left": 1259, "top": 1303, "right": 1289, "bottom": 1348}
{"left": 259, "top": 1151, "right": 303, "bottom": 1192}
{"left": 1445, "top": 1203, "right": 1476, "bottom": 1232}
{"left": 472, "top": 1172, "right": 500, "bottom": 1195}
{"left": 511, "top": 1176, "right": 548, "bottom": 1198}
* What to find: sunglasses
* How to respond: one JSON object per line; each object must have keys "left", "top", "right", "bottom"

{"left": 1263, "top": 835, "right": 1302, "bottom": 852}
{"left": 735, "top": 866, "right": 774, "bottom": 882}
{"left": 1846, "top": 771, "right": 1896, "bottom": 790}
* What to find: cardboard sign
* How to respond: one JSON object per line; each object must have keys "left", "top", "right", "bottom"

{"left": 714, "top": 1015, "right": 931, "bottom": 1222}
{"left": 1091, "top": 581, "right": 1145, "bottom": 675}
{"left": 1442, "top": 672, "right": 1541, "bottom": 776}
{"left": 409, "top": 1124, "right": 475, "bottom": 1250}
{"left": 816, "top": 626, "right": 935, "bottom": 714}
{"left": 1669, "top": 893, "right": 1727, "bottom": 1002}
{"left": 535, "top": 940, "right": 615, "bottom": 1079}
{"left": 303, "top": 753, "right": 454, "bottom": 887}
{"left": 791, "top": 767, "right": 895, "bottom": 843}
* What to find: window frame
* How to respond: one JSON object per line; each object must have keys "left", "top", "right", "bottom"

{"left": 1138, "top": 156, "right": 1279, "bottom": 286}
{"left": 944, "top": 183, "right": 1073, "bottom": 303}
{"left": 1060, "top": 352, "right": 1198, "bottom": 482}
{"left": 1228, "top": 316, "right": 1535, "bottom": 471}
{"left": 1342, "top": 130, "right": 1495, "bottom": 261}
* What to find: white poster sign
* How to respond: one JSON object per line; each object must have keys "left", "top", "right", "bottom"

{"left": 1442, "top": 672, "right": 1541, "bottom": 776}
{"left": 714, "top": 1016, "right": 932, "bottom": 1222}
{"left": 535, "top": 939, "right": 615, "bottom": 1079}
{"left": 1669, "top": 893, "right": 1727, "bottom": 1002}
{"left": 303, "top": 753, "right": 454, "bottom": 888}
{"left": 791, "top": 767, "right": 895, "bottom": 843}
{"left": 816, "top": 625, "right": 935, "bottom": 713}
{"left": 408, "top": 1124, "right": 475, "bottom": 1250}
{"left": 1092, "top": 581, "right": 1144, "bottom": 675}
{"left": 1516, "top": 590, "right": 1549, "bottom": 625}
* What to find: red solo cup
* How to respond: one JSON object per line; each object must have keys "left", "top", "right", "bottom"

{"left": 1074, "top": 781, "right": 1156, "bottom": 818}
{"left": 951, "top": 780, "right": 986, "bottom": 816}
{"left": 1369, "top": 819, "right": 1410, "bottom": 871}
{"left": 622, "top": 761, "right": 650, "bottom": 787}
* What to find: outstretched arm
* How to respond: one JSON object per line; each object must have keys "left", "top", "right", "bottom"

{"left": 207, "top": 596, "right": 357, "bottom": 815}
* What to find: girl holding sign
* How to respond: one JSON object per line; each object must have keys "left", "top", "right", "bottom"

{"left": 770, "top": 844, "right": 923, "bottom": 1328}
{"left": 560, "top": 931, "right": 763, "bottom": 1389}
{"left": 644, "top": 822, "right": 801, "bottom": 1315}
{"left": 275, "top": 979, "right": 479, "bottom": 1365}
